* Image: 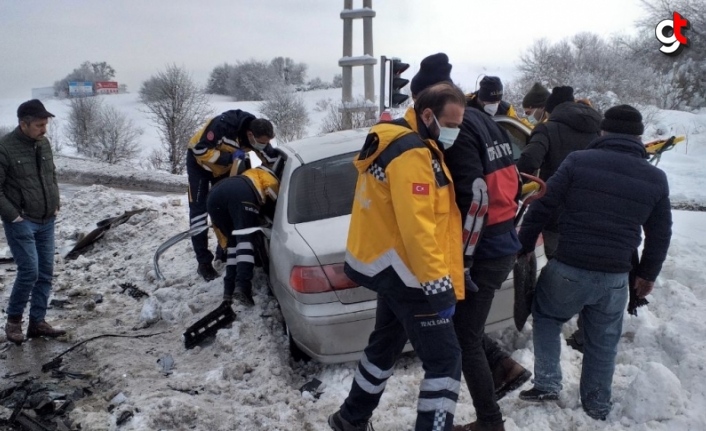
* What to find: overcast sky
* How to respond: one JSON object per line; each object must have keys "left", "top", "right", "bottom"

{"left": 0, "top": 0, "right": 648, "bottom": 99}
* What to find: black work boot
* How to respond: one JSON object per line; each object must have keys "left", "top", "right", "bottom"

{"left": 566, "top": 330, "right": 585, "bottom": 353}
{"left": 197, "top": 262, "right": 219, "bottom": 282}
{"left": 328, "top": 410, "right": 374, "bottom": 431}
{"left": 519, "top": 387, "right": 559, "bottom": 402}
{"left": 233, "top": 285, "right": 254, "bottom": 307}
{"left": 26, "top": 320, "right": 66, "bottom": 339}
{"left": 492, "top": 357, "right": 532, "bottom": 400}
{"left": 5, "top": 315, "right": 24, "bottom": 345}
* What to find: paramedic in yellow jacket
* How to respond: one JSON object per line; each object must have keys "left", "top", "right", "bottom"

{"left": 187, "top": 109, "right": 278, "bottom": 282}
{"left": 328, "top": 82, "right": 466, "bottom": 431}
{"left": 206, "top": 166, "right": 279, "bottom": 306}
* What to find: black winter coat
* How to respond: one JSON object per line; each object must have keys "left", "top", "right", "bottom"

{"left": 518, "top": 134, "right": 672, "bottom": 281}
{"left": 517, "top": 101, "right": 601, "bottom": 182}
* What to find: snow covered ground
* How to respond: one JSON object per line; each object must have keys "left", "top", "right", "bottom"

{"left": 0, "top": 94, "right": 705, "bottom": 430}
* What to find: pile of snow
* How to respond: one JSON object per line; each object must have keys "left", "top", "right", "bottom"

{"left": 0, "top": 184, "right": 701, "bottom": 430}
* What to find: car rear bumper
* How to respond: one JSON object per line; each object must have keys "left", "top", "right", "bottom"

{"left": 276, "top": 251, "right": 547, "bottom": 364}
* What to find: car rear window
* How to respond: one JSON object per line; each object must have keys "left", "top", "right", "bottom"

{"left": 288, "top": 152, "right": 359, "bottom": 224}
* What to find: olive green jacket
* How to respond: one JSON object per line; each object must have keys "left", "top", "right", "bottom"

{"left": 0, "top": 127, "right": 60, "bottom": 223}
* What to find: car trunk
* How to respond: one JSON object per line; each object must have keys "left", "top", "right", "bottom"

{"left": 294, "top": 215, "right": 376, "bottom": 305}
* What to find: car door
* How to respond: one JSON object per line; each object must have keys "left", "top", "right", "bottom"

{"left": 492, "top": 116, "right": 532, "bottom": 162}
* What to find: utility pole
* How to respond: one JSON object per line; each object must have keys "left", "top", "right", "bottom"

{"left": 339, "top": 0, "right": 377, "bottom": 129}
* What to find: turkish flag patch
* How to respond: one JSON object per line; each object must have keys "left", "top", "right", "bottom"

{"left": 206, "top": 131, "right": 215, "bottom": 141}
{"left": 412, "top": 183, "right": 430, "bottom": 195}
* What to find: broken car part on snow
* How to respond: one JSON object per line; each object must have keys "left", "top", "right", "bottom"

{"left": 183, "top": 301, "right": 236, "bottom": 350}
{"left": 153, "top": 225, "right": 271, "bottom": 281}
{"left": 153, "top": 225, "right": 209, "bottom": 281}
{"left": 512, "top": 173, "right": 546, "bottom": 331}
{"left": 62, "top": 208, "right": 149, "bottom": 260}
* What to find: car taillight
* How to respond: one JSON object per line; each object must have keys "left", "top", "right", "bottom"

{"left": 289, "top": 263, "right": 358, "bottom": 294}
{"left": 323, "top": 263, "right": 358, "bottom": 290}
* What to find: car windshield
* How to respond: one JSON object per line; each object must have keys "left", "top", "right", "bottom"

{"left": 495, "top": 120, "right": 528, "bottom": 162}
{"left": 288, "top": 151, "right": 359, "bottom": 224}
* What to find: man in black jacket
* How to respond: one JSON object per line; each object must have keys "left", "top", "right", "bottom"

{"left": 410, "top": 54, "right": 529, "bottom": 431}
{"left": 516, "top": 86, "right": 601, "bottom": 259}
{"left": 186, "top": 110, "right": 278, "bottom": 282}
{"left": 516, "top": 105, "right": 672, "bottom": 421}
{"left": 0, "top": 100, "right": 65, "bottom": 344}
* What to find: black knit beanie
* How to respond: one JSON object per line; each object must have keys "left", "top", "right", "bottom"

{"left": 522, "top": 82, "right": 550, "bottom": 108}
{"left": 601, "top": 104, "right": 645, "bottom": 136}
{"left": 478, "top": 76, "right": 503, "bottom": 102}
{"left": 545, "top": 86, "right": 575, "bottom": 113}
{"left": 410, "top": 53, "right": 453, "bottom": 96}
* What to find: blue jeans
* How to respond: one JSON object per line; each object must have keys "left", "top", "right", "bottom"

{"left": 3, "top": 218, "right": 55, "bottom": 322}
{"left": 531, "top": 259, "right": 628, "bottom": 418}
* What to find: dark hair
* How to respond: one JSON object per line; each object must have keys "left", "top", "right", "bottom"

{"left": 414, "top": 82, "right": 466, "bottom": 118}
{"left": 250, "top": 118, "right": 275, "bottom": 139}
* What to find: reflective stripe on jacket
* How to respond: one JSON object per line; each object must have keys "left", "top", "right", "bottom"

{"left": 344, "top": 108, "right": 464, "bottom": 312}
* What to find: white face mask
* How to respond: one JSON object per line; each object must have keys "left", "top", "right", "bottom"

{"left": 527, "top": 110, "right": 538, "bottom": 125}
{"left": 433, "top": 115, "right": 460, "bottom": 149}
{"left": 483, "top": 103, "right": 499, "bottom": 116}
{"left": 249, "top": 136, "right": 267, "bottom": 151}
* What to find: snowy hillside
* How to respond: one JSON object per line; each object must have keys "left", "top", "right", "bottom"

{"left": 0, "top": 89, "right": 349, "bottom": 161}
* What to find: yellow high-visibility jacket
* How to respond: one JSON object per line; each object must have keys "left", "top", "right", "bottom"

{"left": 187, "top": 110, "right": 280, "bottom": 177}
{"left": 344, "top": 108, "right": 465, "bottom": 311}
{"left": 241, "top": 166, "right": 279, "bottom": 206}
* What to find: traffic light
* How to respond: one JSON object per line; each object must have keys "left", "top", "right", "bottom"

{"left": 389, "top": 59, "right": 410, "bottom": 108}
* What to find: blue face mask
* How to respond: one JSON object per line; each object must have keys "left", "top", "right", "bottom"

{"left": 433, "top": 115, "right": 460, "bottom": 149}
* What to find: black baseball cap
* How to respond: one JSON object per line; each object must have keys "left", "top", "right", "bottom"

{"left": 17, "top": 99, "right": 55, "bottom": 119}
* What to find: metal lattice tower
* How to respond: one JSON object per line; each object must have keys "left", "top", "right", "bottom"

{"left": 339, "top": 0, "right": 377, "bottom": 129}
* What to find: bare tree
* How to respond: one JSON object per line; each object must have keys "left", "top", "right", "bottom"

{"left": 46, "top": 118, "right": 64, "bottom": 154}
{"left": 92, "top": 106, "right": 142, "bottom": 164}
{"left": 260, "top": 87, "right": 310, "bottom": 143}
{"left": 318, "top": 97, "right": 377, "bottom": 134}
{"left": 66, "top": 96, "right": 102, "bottom": 156}
{"left": 139, "top": 64, "right": 212, "bottom": 174}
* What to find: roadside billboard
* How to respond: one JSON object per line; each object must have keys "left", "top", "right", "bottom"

{"left": 95, "top": 81, "right": 119, "bottom": 95}
{"left": 69, "top": 81, "right": 94, "bottom": 97}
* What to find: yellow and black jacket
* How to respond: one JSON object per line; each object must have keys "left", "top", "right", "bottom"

{"left": 211, "top": 166, "right": 280, "bottom": 249}
{"left": 241, "top": 166, "right": 279, "bottom": 208}
{"left": 344, "top": 108, "right": 464, "bottom": 312}
{"left": 187, "top": 110, "right": 279, "bottom": 177}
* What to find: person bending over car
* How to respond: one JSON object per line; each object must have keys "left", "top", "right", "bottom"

{"left": 206, "top": 166, "right": 279, "bottom": 306}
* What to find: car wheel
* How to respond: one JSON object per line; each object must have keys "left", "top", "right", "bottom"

{"left": 286, "top": 323, "right": 311, "bottom": 363}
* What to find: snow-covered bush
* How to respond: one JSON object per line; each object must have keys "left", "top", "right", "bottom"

{"left": 259, "top": 86, "right": 309, "bottom": 143}
{"left": 140, "top": 64, "right": 212, "bottom": 174}
{"left": 66, "top": 96, "right": 102, "bottom": 156}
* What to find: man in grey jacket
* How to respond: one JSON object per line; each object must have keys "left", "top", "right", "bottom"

{"left": 0, "top": 99, "right": 65, "bottom": 344}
